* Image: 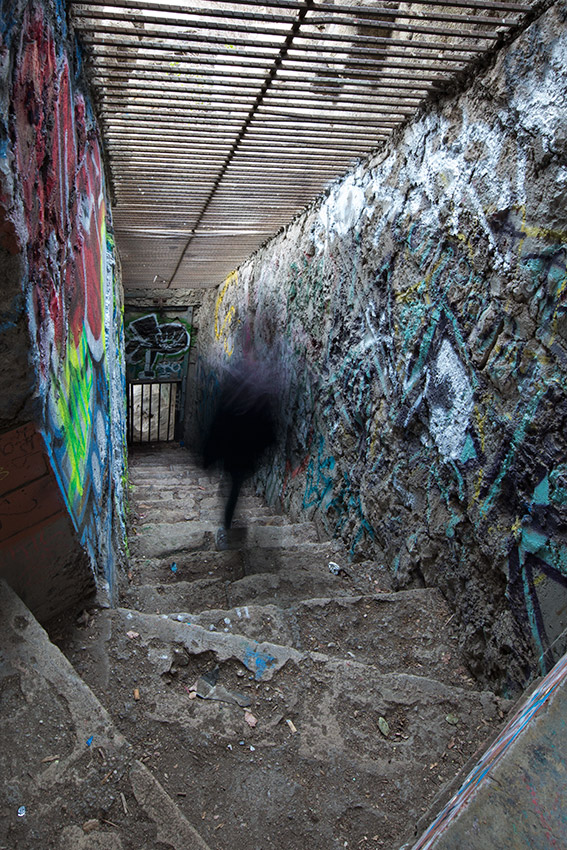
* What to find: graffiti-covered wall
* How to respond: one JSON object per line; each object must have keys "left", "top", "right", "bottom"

{"left": 125, "top": 310, "right": 192, "bottom": 382}
{"left": 195, "top": 0, "right": 567, "bottom": 695}
{"left": 0, "top": 0, "right": 126, "bottom": 614}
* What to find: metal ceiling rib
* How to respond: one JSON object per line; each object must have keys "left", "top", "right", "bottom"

{"left": 69, "top": 0, "right": 537, "bottom": 291}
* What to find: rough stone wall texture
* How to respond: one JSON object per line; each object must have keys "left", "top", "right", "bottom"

{"left": 0, "top": 0, "right": 127, "bottom": 606}
{"left": 195, "top": 0, "right": 567, "bottom": 696}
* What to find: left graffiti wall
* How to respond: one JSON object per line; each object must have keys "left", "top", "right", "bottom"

{"left": 0, "top": 0, "right": 127, "bottom": 620}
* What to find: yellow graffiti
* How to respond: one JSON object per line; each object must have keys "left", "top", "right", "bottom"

{"left": 522, "top": 223, "right": 567, "bottom": 243}
{"left": 511, "top": 516, "right": 522, "bottom": 540}
{"left": 395, "top": 278, "right": 423, "bottom": 304}
{"left": 473, "top": 469, "right": 484, "bottom": 504}
{"left": 454, "top": 231, "right": 478, "bottom": 261}
{"left": 0, "top": 467, "right": 9, "bottom": 480}
{"left": 475, "top": 404, "right": 488, "bottom": 453}
{"left": 215, "top": 270, "right": 238, "bottom": 357}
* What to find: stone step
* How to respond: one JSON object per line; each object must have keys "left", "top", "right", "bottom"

{"left": 225, "top": 566, "right": 388, "bottom": 608}
{"left": 0, "top": 580, "right": 211, "bottom": 850}
{"left": 121, "top": 577, "right": 232, "bottom": 615}
{"left": 122, "top": 553, "right": 393, "bottom": 614}
{"left": 238, "top": 541, "right": 360, "bottom": 576}
{"left": 129, "top": 520, "right": 321, "bottom": 560}
{"left": 130, "top": 478, "right": 248, "bottom": 496}
{"left": 59, "top": 606, "right": 511, "bottom": 850}
{"left": 128, "top": 461, "right": 251, "bottom": 484}
{"left": 126, "top": 550, "right": 244, "bottom": 587}
{"left": 123, "top": 542, "right": 388, "bottom": 593}
{"left": 129, "top": 466, "right": 200, "bottom": 480}
{"left": 132, "top": 502, "right": 289, "bottom": 526}
{"left": 127, "top": 446, "right": 196, "bottom": 465}
{"left": 130, "top": 489, "right": 273, "bottom": 513}
{"left": 129, "top": 520, "right": 215, "bottom": 559}
{"left": 163, "top": 590, "right": 475, "bottom": 688}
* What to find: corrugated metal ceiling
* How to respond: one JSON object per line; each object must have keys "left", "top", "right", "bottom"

{"left": 69, "top": 0, "right": 538, "bottom": 292}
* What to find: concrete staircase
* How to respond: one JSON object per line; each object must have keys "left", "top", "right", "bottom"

{"left": 1, "top": 444, "right": 513, "bottom": 850}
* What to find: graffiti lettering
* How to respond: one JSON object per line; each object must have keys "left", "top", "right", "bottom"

{"left": 215, "top": 271, "right": 238, "bottom": 356}
{"left": 126, "top": 313, "right": 191, "bottom": 380}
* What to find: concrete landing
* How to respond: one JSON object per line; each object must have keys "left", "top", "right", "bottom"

{"left": 409, "top": 653, "right": 567, "bottom": 849}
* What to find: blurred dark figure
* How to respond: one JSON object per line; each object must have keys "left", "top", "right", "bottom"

{"left": 203, "top": 357, "right": 277, "bottom": 547}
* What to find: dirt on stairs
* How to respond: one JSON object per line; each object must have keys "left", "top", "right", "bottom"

{"left": 53, "top": 444, "right": 512, "bottom": 850}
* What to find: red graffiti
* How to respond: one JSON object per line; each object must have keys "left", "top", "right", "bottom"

{"left": 281, "top": 453, "right": 310, "bottom": 500}
{"left": 12, "top": 4, "right": 104, "bottom": 360}
{"left": 75, "top": 142, "right": 105, "bottom": 348}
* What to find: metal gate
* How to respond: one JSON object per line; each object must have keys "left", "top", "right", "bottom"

{"left": 127, "top": 379, "right": 180, "bottom": 444}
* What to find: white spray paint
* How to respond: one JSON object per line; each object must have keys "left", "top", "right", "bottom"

{"left": 428, "top": 339, "right": 474, "bottom": 461}
{"left": 319, "top": 171, "right": 374, "bottom": 238}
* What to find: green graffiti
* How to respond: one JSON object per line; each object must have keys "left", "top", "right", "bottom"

{"left": 460, "top": 433, "right": 477, "bottom": 463}
{"left": 480, "top": 389, "right": 546, "bottom": 518}
{"left": 549, "top": 465, "right": 567, "bottom": 506}
{"left": 54, "top": 331, "right": 94, "bottom": 508}
{"left": 533, "top": 475, "right": 550, "bottom": 505}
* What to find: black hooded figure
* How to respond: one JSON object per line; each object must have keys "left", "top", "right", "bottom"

{"left": 203, "top": 356, "right": 277, "bottom": 547}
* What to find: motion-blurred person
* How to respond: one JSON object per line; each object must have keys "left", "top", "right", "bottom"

{"left": 203, "top": 357, "right": 277, "bottom": 549}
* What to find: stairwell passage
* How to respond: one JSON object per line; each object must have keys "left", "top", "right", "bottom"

{"left": 52, "top": 444, "right": 511, "bottom": 850}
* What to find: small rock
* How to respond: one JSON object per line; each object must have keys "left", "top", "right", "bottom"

{"left": 244, "top": 711, "right": 258, "bottom": 728}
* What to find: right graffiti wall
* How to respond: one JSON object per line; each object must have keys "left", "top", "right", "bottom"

{"left": 196, "top": 0, "right": 567, "bottom": 695}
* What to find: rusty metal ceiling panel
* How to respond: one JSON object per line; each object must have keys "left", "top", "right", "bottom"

{"left": 69, "top": 0, "right": 539, "bottom": 293}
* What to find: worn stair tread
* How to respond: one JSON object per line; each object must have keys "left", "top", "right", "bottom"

{"left": 121, "top": 560, "right": 392, "bottom": 614}
{"left": 122, "top": 543, "right": 387, "bottom": 598}
{"left": 130, "top": 520, "right": 321, "bottom": 559}
{"left": 125, "top": 551, "right": 245, "bottom": 587}
{"left": 133, "top": 504, "right": 289, "bottom": 526}
{"left": 0, "top": 580, "right": 212, "bottom": 850}
{"left": 59, "top": 605, "right": 510, "bottom": 850}
{"left": 122, "top": 578, "right": 232, "bottom": 615}
{"left": 64, "top": 605, "right": 509, "bottom": 770}
{"left": 130, "top": 479, "right": 261, "bottom": 497}
{"left": 125, "top": 541, "right": 360, "bottom": 586}
{"left": 162, "top": 590, "right": 475, "bottom": 687}
{"left": 237, "top": 540, "right": 347, "bottom": 574}
{"left": 226, "top": 567, "right": 388, "bottom": 608}
{"left": 129, "top": 521, "right": 215, "bottom": 559}
{"left": 130, "top": 493, "right": 270, "bottom": 512}
{"left": 131, "top": 491, "right": 275, "bottom": 511}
